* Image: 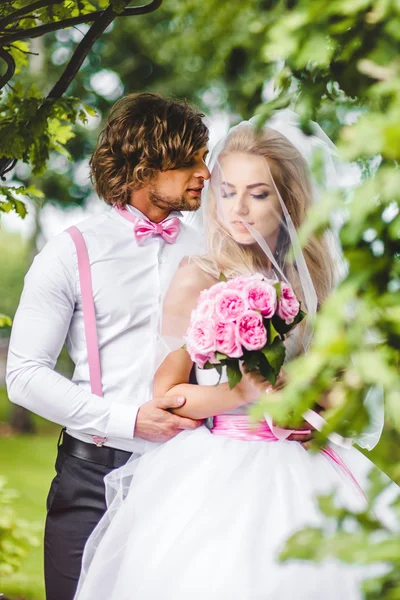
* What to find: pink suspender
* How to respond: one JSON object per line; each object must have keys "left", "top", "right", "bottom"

{"left": 66, "top": 226, "right": 106, "bottom": 447}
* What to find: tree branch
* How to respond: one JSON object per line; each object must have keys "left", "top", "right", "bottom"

{"left": 0, "top": 158, "right": 17, "bottom": 180}
{"left": 0, "top": 0, "right": 64, "bottom": 29}
{"left": 0, "top": 1, "right": 162, "bottom": 45}
{"left": 47, "top": 4, "right": 116, "bottom": 99}
{"left": 0, "top": 46, "right": 15, "bottom": 88}
{"left": 0, "top": 1, "right": 162, "bottom": 180}
{"left": 47, "top": 0, "right": 162, "bottom": 99}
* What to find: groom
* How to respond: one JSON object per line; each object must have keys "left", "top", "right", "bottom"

{"left": 6, "top": 92, "right": 210, "bottom": 600}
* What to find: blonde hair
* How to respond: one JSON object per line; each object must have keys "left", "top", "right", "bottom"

{"left": 196, "top": 124, "right": 336, "bottom": 309}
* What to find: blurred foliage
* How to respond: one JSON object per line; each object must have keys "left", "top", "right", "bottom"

{"left": 238, "top": 0, "right": 400, "bottom": 595}
{"left": 0, "top": 232, "right": 29, "bottom": 334}
{"left": 0, "top": 476, "right": 40, "bottom": 579}
{"left": 280, "top": 469, "right": 400, "bottom": 600}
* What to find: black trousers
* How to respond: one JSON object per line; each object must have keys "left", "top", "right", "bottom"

{"left": 44, "top": 435, "right": 128, "bottom": 600}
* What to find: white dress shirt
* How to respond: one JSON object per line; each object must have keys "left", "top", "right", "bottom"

{"left": 6, "top": 205, "right": 205, "bottom": 453}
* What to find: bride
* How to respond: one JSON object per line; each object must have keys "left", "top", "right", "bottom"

{"left": 75, "top": 114, "right": 391, "bottom": 599}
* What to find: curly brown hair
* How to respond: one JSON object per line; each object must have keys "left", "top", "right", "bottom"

{"left": 90, "top": 93, "right": 209, "bottom": 206}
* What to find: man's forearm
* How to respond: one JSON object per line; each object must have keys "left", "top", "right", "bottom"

{"left": 7, "top": 360, "right": 111, "bottom": 434}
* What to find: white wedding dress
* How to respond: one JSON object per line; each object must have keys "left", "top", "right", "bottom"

{"left": 75, "top": 364, "right": 395, "bottom": 600}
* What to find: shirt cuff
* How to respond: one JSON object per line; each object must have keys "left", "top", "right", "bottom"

{"left": 106, "top": 403, "right": 139, "bottom": 439}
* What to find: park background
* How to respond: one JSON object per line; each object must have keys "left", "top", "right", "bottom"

{"left": 0, "top": 2, "right": 399, "bottom": 599}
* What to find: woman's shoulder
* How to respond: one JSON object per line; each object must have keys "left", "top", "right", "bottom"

{"left": 164, "top": 256, "right": 219, "bottom": 320}
{"left": 175, "top": 255, "right": 220, "bottom": 290}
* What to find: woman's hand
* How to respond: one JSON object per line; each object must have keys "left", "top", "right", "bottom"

{"left": 241, "top": 364, "right": 286, "bottom": 394}
{"left": 241, "top": 365, "right": 315, "bottom": 444}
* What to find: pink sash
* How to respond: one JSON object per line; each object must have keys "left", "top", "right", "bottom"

{"left": 211, "top": 414, "right": 364, "bottom": 496}
{"left": 66, "top": 226, "right": 106, "bottom": 447}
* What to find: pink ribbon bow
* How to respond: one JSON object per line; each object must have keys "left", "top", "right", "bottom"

{"left": 133, "top": 216, "right": 180, "bottom": 244}
{"left": 114, "top": 205, "right": 180, "bottom": 244}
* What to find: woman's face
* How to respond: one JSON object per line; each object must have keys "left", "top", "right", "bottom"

{"left": 215, "top": 152, "right": 283, "bottom": 246}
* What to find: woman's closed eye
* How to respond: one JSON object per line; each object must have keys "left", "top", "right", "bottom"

{"left": 221, "top": 190, "right": 236, "bottom": 198}
{"left": 251, "top": 192, "right": 269, "bottom": 200}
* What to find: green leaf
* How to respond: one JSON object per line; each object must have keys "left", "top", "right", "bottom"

{"left": 219, "top": 272, "right": 227, "bottom": 282}
{"left": 226, "top": 361, "right": 242, "bottom": 389}
{"left": 273, "top": 281, "right": 281, "bottom": 303}
{"left": 243, "top": 351, "right": 261, "bottom": 371}
{"left": 82, "top": 103, "right": 98, "bottom": 118}
{"left": 258, "top": 354, "right": 276, "bottom": 385}
{"left": 0, "top": 314, "right": 12, "bottom": 328}
{"left": 202, "top": 361, "right": 219, "bottom": 370}
{"left": 261, "top": 338, "right": 286, "bottom": 373}
{"left": 267, "top": 320, "right": 280, "bottom": 344}
{"left": 110, "top": 0, "right": 129, "bottom": 14}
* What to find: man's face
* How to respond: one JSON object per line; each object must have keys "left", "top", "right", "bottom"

{"left": 149, "top": 147, "right": 210, "bottom": 212}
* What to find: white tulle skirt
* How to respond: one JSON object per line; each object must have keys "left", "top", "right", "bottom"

{"left": 75, "top": 425, "right": 391, "bottom": 600}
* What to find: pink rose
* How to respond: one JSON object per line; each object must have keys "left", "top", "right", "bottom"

{"left": 226, "top": 276, "right": 251, "bottom": 291}
{"left": 187, "top": 346, "right": 216, "bottom": 369}
{"left": 226, "top": 273, "right": 263, "bottom": 291}
{"left": 195, "top": 297, "right": 216, "bottom": 319}
{"left": 215, "top": 321, "right": 243, "bottom": 358}
{"left": 277, "top": 283, "right": 300, "bottom": 324}
{"left": 244, "top": 279, "right": 277, "bottom": 318}
{"left": 214, "top": 289, "right": 248, "bottom": 322}
{"left": 203, "top": 281, "right": 226, "bottom": 301}
{"left": 237, "top": 311, "right": 267, "bottom": 351}
{"left": 186, "top": 317, "right": 215, "bottom": 354}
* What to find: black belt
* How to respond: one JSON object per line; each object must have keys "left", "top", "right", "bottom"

{"left": 60, "top": 431, "right": 133, "bottom": 469}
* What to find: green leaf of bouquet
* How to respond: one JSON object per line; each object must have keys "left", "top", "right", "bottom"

{"left": 227, "top": 361, "right": 242, "bottom": 389}
{"left": 267, "top": 320, "right": 280, "bottom": 344}
{"left": 273, "top": 281, "right": 281, "bottom": 303}
{"left": 293, "top": 308, "right": 306, "bottom": 325}
{"left": 258, "top": 354, "right": 277, "bottom": 385}
{"left": 244, "top": 352, "right": 260, "bottom": 371}
{"left": 272, "top": 314, "right": 303, "bottom": 336}
{"left": 271, "top": 315, "right": 289, "bottom": 335}
{"left": 262, "top": 338, "right": 286, "bottom": 373}
{"left": 219, "top": 272, "right": 227, "bottom": 282}
{"left": 203, "top": 361, "right": 219, "bottom": 370}
{"left": 215, "top": 351, "right": 228, "bottom": 361}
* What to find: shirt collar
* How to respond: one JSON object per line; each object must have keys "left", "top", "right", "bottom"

{"left": 125, "top": 204, "right": 183, "bottom": 222}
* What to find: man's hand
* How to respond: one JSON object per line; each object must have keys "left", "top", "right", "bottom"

{"left": 135, "top": 396, "right": 203, "bottom": 442}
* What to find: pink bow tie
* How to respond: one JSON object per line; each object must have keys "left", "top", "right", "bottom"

{"left": 114, "top": 206, "right": 180, "bottom": 244}
{"left": 133, "top": 216, "right": 180, "bottom": 244}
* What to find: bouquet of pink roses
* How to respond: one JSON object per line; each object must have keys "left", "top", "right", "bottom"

{"left": 185, "top": 273, "right": 305, "bottom": 389}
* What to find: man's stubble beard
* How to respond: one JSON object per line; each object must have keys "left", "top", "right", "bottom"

{"left": 149, "top": 189, "right": 201, "bottom": 212}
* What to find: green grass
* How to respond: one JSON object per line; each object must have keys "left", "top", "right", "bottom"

{"left": 0, "top": 388, "right": 59, "bottom": 600}
{"left": 0, "top": 435, "right": 57, "bottom": 600}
